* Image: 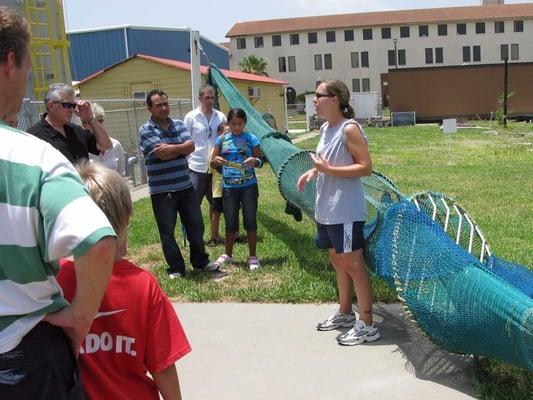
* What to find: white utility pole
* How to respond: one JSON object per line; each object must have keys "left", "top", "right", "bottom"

{"left": 190, "top": 29, "right": 201, "bottom": 109}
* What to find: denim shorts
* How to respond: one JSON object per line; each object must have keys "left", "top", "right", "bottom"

{"left": 315, "top": 221, "right": 365, "bottom": 254}
{"left": 223, "top": 183, "right": 258, "bottom": 232}
{"left": 0, "top": 322, "right": 84, "bottom": 399}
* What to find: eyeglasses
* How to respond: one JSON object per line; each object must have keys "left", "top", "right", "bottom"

{"left": 54, "top": 101, "right": 77, "bottom": 109}
{"left": 315, "top": 92, "right": 333, "bottom": 98}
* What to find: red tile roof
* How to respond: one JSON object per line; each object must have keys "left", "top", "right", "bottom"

{"left": 226, "top": 4, "right": 533, "bottom": 37}
{"left": 78, "top": 54, "right": 287, "bottom": 85}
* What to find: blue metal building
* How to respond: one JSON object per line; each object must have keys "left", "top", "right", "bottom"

{"left": 68, "top": 25, "right": 229, "bottom": 81}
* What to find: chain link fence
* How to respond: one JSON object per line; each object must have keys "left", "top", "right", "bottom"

{"left": 18, "top": 98, "right": 193, "bottom": 186}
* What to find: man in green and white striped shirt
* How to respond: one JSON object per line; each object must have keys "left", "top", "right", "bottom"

{"left": 0, "top": 7, "right": 116, "bottom": 398}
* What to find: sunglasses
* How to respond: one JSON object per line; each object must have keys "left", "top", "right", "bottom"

{"left": 315, "top": 92, "right": 333, "bottom": 98}
{"left": 54, "top": 101, "right": 78, "bottom": 109}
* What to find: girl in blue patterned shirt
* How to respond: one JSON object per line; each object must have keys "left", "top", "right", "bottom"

{"left": 210, "top": 108, "right": 263, "bottom": 270}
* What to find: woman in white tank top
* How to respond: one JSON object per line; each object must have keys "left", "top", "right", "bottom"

{"left": 297, "top": 80, "right": 380, "bottom": 346}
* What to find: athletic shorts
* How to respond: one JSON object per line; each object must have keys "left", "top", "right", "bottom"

{"left": 315, "top": 221, "right": 365, "bottom": 254}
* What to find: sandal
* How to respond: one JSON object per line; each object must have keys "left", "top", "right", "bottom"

{"left": 207, "top": 237, "right": 224, "bottom": 247}
{"left": 247, "top": 256, "right": 261, "bottom": 271}
{"left": 234, "top": 235, "right": 246, "bottom": 244}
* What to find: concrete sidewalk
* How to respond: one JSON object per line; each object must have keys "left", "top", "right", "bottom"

{"left": 174, "top": 303, "right": 475, "bottom": 400}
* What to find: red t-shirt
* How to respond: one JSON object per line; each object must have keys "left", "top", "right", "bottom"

{"left": 57, "top": 259, "right": 191, "bottom": 400}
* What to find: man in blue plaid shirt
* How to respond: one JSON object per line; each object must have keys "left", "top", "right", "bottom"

{"left": 139, "top": 89, "right": 219, "bottom": 278}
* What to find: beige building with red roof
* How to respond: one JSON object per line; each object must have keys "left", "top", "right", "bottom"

{"left": 226, "top": 2, "right": 533, "bottom": 103}
{"left": 76, "top": 54, "right": 288, "bottom": 153}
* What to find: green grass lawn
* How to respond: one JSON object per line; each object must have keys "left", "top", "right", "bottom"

{"left": 128, "top": 121, "right": 532, "bottom": 399}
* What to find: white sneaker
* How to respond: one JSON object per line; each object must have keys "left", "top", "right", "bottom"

{"left": 248, "top": 256, "right": 261, "bottom": 271}
{"left": 337, "top": 320, "right": 380, "bottom": 346}
{"left": 215, "top": 254, "right": 233, "bottom": 266}
{"left": 168, "top": 272, "right": 183, "bottom": 280}
{"left": 203, "top": 261, "right": 220, "bottom": 272}
{"left": 316, "top": 310, "right": 356, "bottom": 331}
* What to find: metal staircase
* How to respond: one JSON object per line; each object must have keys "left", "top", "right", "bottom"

{"left": 23, "top": 0, "right": 71, "bottom": 100}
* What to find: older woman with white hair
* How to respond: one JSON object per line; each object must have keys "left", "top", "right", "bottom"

{"left": 85, "top": 102, "right": 126, "bottom": 175}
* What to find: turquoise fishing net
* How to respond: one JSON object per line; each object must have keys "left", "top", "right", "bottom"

{"left": 207, "top": 64, "right": 533, "bottom": 370}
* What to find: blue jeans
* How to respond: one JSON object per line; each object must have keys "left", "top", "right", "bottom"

{"left": 150, "top": 186, "right": 210, "bottom": 274}
{"left": 223, "top": 183, "right": 258, "bottom": 233}
{"left": 190, "top": 170, "right": 213, "bottom": 206}
{"left": 0, "top": 322, "right": 84, "bottom": 399}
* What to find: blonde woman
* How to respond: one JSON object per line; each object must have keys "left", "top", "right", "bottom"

{"left": 297, "top": 80, "right": 379, "bottom": 346}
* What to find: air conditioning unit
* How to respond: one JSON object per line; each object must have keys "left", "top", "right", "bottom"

{"left": 248, "top": 86, "right": 261, "bottom": 99}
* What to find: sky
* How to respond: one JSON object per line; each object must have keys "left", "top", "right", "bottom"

{"left": 64, "top": 0, "right": 532, "bottom": 43}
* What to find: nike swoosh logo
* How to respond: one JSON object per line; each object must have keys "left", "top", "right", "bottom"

{"left": 95, "top": 309, "right": 127, "bottom": 319}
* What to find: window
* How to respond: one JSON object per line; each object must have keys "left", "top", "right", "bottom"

{"left": 361, "top": 51, "right": 369, "bottom": 67}
{"left": 514, "top": 20, "right": 524, "bottom": 32}
{"left": 425, "top": 48, "right": 433, "bottom": 64}
{"left": 272, "top": 35, "right": 281, "bottom": 46}
{"left": 476, "top": 22, "right": 485, "bottom": 34}
{"left": 254, "top": 36, "right": 263, "bottom": 48}
{"left": 387, "top": 50, "right": 396, "bottom": 67}
{"left": 278, "top": 57, "right": 287, "bottom": 73}
{"left": 381, "top": 27, "right": 391, "bottom": 39}
{"left": 314, "top": 54, "right": 322, "bottom": 70}
{"left": 352, "top": 79, "right": 361, "bottom": 93}
{"left": 473, "top": 46, "right": 481, "bottom": 62}
{"left": 236, "top": 38, "right": 246, "bottom": 49}
{"left": 438, "top": 24, "right": 447, "bottom": 36}
{"left": 344, "top": 29, "right": 354, "bottom": 41}
{"left": 363, "top": 28, "right": 373, "bottom": 40}
{"left": 400, "top": 26, "right": 410, "bottom": 38}
{"left": 463, "top": 46, "right": 471, "bottom": 62}
{"left": 308, "top": 32, "right": 318, "bottom": 44}
{"left": 133, "top": 91, "right": 146, "bottom": 101}
{"left": 501, "top": 44, "right": 509, "bottom": 60}
{"left": 495, "top": 21, "right": 505, "bottom": 33}
{"left": 324, "top": 54, "right": 332, "bottom": 69}
{"left": 351, "top": 52, "right": 359, "bottom": 68}
{"left": 288, "top": 56, "right": 296, "bottom": 72}
{"left": 398, "top": 49, "right": 406, "bottom": 66}
{"left": 435, "top": 47, "right": 443, "bottom": 64}
{"left": 457, "top": 23, "right": 467, "bottom": 35}
{"left": 511, "top": 43, "right": 519, "bottom": 60}
{"left": 248, "top": 87, "right": 261, "bottom": 99}
{"left": 362, "top": 78, "right": 370, "bottom": 92}
{"left": 419, "top": 25, "right": 429, "bottom": 37}
{"left": 326, "top": 31, "right": 336, "bottom": 42}
{"left": 290, "top": 33, "right": 299, "bottom": 45}
{"left": 463, "top": 46, "right": 481, "bottom": 63}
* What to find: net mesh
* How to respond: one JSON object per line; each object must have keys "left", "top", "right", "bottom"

{"left": 207, "top": 64, "right": 533, "bottom": 370}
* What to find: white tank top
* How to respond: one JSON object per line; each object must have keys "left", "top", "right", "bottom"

{"left": 315, "top": 119, "right": 367, "bottom": 224}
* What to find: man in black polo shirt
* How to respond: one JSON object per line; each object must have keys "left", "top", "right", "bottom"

{"left": 28, "top": 83, "right": 112, "bottom": 164}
